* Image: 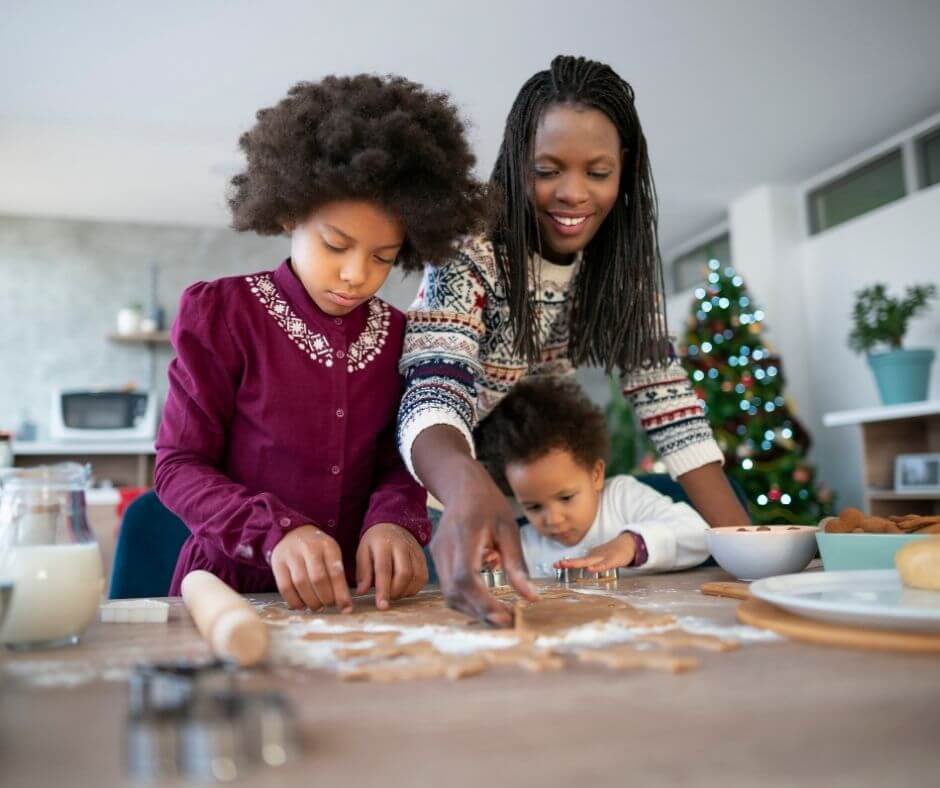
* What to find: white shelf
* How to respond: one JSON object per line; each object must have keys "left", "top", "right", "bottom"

{"left": 866, "top": 489, "right": 940, "bottom": 501}
{"left": 822, "top": 400, "right": 940, "bottom": 427}
{"left": 12, "top": 441, "right": 156, "bottom": 456}
{"left": 86, "top": 488, "right": 122, "bottom": 506}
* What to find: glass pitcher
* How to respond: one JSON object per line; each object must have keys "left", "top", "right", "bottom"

{"left": 0, "top": 463, "right": 103, "bottom": 649}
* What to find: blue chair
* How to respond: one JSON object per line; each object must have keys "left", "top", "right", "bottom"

{"left": 633, "top": 473, "right": 751, "bottom": 517}
{"left": 109, "top": 491, "right": 190, "bottom": 599}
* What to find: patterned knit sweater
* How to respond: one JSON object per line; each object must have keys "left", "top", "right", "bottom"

{"left": 397, "top": 235, "right": 723, "bottom": 480}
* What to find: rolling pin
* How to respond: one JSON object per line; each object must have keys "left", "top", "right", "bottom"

{"left": 181, "top": 570, "right": 269, "bottom": 667}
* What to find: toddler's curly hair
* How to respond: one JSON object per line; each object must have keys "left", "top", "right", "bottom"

{"left": 475, "top": 376, "right": 609, "bottom": 491}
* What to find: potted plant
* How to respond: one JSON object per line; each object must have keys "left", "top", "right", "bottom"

{"left": 848, "top": 283, "right": 937, "bottom": 405}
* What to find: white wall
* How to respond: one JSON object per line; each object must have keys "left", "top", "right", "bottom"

{"left": 0, "top": 121, "right": 235, "bottom": 228}
{"left": 798, "top": 186, "right": 940, "bottom": 509}
{"left": 666, "top": 181, "right": 940, "bottom": 513}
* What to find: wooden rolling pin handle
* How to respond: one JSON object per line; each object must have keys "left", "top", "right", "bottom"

{"left": 181, "top": 570, "right": 270, "bottom": 667}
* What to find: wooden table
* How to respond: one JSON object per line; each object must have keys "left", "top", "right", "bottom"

{"left": 2, "top": 566, "right": 938, "bottom": 787}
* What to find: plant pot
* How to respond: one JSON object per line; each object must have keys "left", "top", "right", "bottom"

{"left": 867, "top": 348, "right": 935, "bottom": 405}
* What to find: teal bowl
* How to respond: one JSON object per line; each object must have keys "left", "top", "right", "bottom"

{"left": 816, "top": 522, "right": 934, "bottom": 571}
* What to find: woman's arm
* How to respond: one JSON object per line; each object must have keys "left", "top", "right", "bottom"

{"left": 411, "top": 425, "right": 535, "bottom": 626}
{"left": 621, "top": 358, "right": 749, "bottom": 526}
{"left": 397, "top": 253, "right": 536, "bottom": 625}
{"left": 677, "top": 462, "right": 749, "bottom": 527}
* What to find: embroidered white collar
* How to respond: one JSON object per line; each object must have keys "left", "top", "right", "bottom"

{"left": 246, "top": 274, "right": 390, "bottom": 373}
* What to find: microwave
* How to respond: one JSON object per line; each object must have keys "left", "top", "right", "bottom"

{"left": 50, "top": 389, "right": 160, "bottom": 442}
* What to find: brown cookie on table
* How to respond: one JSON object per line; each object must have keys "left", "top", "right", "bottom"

{"left": 825, "top": 517, "right": 855, "bottom": 533}
{"left": 909, "top": 517, "right": 940, "bottom": 529}
{"left": 839, "top": 508, "right": 866, "bottom": 529}
{"left": 859, "top": 516, "right": 901, "bottom": 534}
{"left": 890, "top": 517, "right": 925, "bottom": 531}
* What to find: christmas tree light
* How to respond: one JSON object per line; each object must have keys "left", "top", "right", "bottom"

{"left": 679, "top": 260, "right": 834, "bottom": 524}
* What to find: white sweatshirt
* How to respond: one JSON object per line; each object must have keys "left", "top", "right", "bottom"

{"left": 520, "top": 475, "right": 710, "bottom": 579}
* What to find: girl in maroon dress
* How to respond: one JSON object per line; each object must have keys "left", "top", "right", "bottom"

{"left": 155, "top": 75, "right": 486, "bottom": 612}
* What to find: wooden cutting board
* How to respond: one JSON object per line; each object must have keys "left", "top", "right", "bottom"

{"left": 700, "top": 581, "right": 751, "bottom": 600}
{"left": 736, "top": 597, "right": 940, "bottom": 653}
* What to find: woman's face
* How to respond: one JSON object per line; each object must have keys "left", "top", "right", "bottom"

{"left": 529, "top": 103, "right": 624, "bottom": 264}
{"left": 288, "top": 200, "right": 405, "bottom": 316}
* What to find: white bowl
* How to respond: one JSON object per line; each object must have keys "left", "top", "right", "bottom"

{"left": 705, "top": 525, "right": 819, "bottom": 581}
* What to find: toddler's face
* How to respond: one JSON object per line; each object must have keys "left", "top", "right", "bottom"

{"left": 288, "top": 201, "right": 405, "bottom": 316}
{"left": 505, "top": 448, "right": 605, "bottom": 547}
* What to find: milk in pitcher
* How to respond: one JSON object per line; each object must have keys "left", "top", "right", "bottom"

{"left": 0, "top": 542, "right": 103, "bottom": 647}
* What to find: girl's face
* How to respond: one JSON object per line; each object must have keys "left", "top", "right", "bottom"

{"left": 529, "top": 103, "right": 624, "bottom": 264}
{"left": 288, "top": 200, "right": 405, "bottom": 316}
{"left": 505, "top": 448, "right": 605, "bottom": 547}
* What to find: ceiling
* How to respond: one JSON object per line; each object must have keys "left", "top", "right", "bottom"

{"left": 2, "top": 0, "right": 939, "bottom": 252}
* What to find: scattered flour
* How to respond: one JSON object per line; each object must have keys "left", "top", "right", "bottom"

{"left": 4, "top": 587, "right": 777, "bottom": 688}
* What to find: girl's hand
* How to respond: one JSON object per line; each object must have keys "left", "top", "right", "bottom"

{"left": 355, "top": 523, "right": 429, "bottom": 610}
{"left": 553, "top": 533, "right": 639, "bottom": 573}
{"left": 271, "top": 524, "right": 353, "bottom": 613}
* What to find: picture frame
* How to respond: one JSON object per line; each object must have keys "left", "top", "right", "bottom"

{"left": 894, "top": 452, "right": 940, "bottom": 494}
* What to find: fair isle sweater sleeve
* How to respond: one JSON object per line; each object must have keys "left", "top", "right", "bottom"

{"left": 621, "top": 356, "right": 724, "bottom": 479}
{"left": 397, "top": 254, "right": 487, "bottom": 478}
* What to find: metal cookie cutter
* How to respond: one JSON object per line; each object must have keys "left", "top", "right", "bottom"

{"left": 128, "top": 659, "right": 235, "bottom": 717}
{"left": 124, "top": 660, "right": 301, "bottom": 783}
{"left": 480, "top": 568, "right": 508, "bottom": 588}
{"left": 180, "top": 692, "right": 302, "bottom": 780}
{"left": 555, "top": 567, "right": 618, "bottom": 584}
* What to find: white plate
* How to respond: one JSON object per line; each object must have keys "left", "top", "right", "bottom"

{"left": 749, "top": 570, "right": 940, "bottom": 632}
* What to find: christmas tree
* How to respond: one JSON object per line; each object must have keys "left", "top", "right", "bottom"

{"left": 679, "top": 259, "right": 833, "bottom": 524}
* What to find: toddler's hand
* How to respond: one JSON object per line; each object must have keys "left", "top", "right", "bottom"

{"left": 356, "top": 523, "right": 428, "bottom": 610}
{"left": 553, "top": 533, "right": 638, "bottom": 573}
{"left": 271, "top": 524, "right": 353, "bottom": 613}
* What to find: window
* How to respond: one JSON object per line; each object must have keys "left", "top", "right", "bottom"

{"left": 808, "top": 150, "right": 906, "bottom": 234}
{"left": 672, "top": 233, "right": 731, "bottom": 292}
{"left": 919, "top": 127, "right": 940, "bottom": 188}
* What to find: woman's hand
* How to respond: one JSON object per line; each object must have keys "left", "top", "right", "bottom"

{"left": 355, "top": 523, "right": 429, "bottom": 610}
{"left": 427, "top": 456, "right": 537, "bottom": 626}
{"left": 412, "top": 426, "right": 537, "bottom": 627}
{"left": 271, "top": 524, "right": 353, "bottom": 612}
{"left": 554, "top": 533, "right": 639, "bottom": 573}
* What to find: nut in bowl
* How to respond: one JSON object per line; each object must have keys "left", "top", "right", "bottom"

{"left": 705, "top": 525, "right": 819, "bottom": 581}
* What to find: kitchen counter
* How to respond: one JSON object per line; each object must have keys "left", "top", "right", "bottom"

{"left": 11, "top": 440, "right": 155, "bottom": 455}
{"left": 1, "top": 566, "right": 937, "bottom": 788}
{"left": 11, "top": 440, "right": 156, "bottom": 488}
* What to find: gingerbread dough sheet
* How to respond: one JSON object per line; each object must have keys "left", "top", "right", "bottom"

{"left": 261, "top": 583, "right": 751, "bottom": 682}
